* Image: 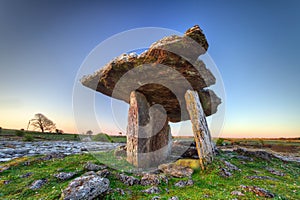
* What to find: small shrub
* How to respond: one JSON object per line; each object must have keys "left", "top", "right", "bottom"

{"left": 55, "top": 129, "right": 63, "bottom": 134}
{"left": 216, "top": 138, "right": 224, "bottom": 146}
{"left": 23, "top": 135, "right": 34, "bottom": 142}
{"left": 15, "top": 130, "right": 25, "bottom": 137}
{"left": 92, "top": 133, "right": 113, "bottom": 142}
{"left": 0, "top": 127, "right": 2, "bottom": 133}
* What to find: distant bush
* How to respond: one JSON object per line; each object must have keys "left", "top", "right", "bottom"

{"left": 216, "top": 138, "right": 224, "bottom": 146}
{"left": 15, "top": 130, "right": 25, "bottom": 137}
{"left": 0, "top": 127, "right": 2, "bottom": 133}
{"left": 23, "top": 135, "right": 34, "bottom": 142}
{"left": 92, "top": 133, "right": 114, "bottom": 143}
{"left": 55, "top": 129, "right": 63, "bottom": 134}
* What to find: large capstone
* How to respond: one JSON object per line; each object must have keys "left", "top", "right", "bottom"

{"left": 81, "top": 25, "right": 221, "bottom": 122}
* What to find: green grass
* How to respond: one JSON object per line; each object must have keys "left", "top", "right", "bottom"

{"left": 0, "top": 128, "right": 126, "bottom": 143}
{"left": 0, "top": 151, "right": 299, "bottom": 199}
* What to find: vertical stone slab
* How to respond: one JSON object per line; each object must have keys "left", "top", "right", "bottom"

{"left": 185, "top": 90, "right": 214, "bottom": 170}
{"left": 126, "top": 91, "right": 172, "bottom": 168}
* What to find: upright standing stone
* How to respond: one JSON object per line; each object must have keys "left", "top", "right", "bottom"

{"left": 127, "top": 91, "right": 172, "bottom": 168}
{"left": 184, "top": 90, "right": 214, "bottom": 170}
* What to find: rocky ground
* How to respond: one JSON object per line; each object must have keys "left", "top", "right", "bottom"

{"left": 0, "top": 141, "right": 122, "bottom": 162}
{"left": 0, "top": 140, "right": 299, "bottom": 199}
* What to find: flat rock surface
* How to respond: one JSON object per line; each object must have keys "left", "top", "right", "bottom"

{"left": 0, "top": 141, "right": 122, "bottom": 162}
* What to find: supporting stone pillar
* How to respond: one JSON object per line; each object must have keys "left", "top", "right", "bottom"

{"left": 126, "top": 91, "right": 172, "bottom": 168}
{"left": 184, "top": 90, "right": 214, "bottom": 170}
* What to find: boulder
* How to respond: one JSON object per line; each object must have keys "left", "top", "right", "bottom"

{"left": 62, "top": 175, "right": 109, "bottom": 200}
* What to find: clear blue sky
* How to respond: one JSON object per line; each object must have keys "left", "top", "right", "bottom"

{"left": 0, "top": 0, "right": 299, "bottom": 138}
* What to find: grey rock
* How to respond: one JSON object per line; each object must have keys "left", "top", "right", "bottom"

{"left": 62, "top": 175, "right": 109, "bottom": 200}
{"left": 219, "top": 168, "right": 232, "bottom": 177}
{"left": 169, "top": 196, "right": 179, "bottom": 200}
{"left": 234, "top": 155, "right": 253, "bottom": 161}
{"left": 234, "top": 148, "right": 274, "bottom": 161}
{"left": 84, "top": 162, "right": 106, "bottom": 171}
{"left": 246, "top": 176, "right": 278, "bottom": 181}
{"left": 223, "top": 160, "right": 240, "bottom": 171}
{"left": 115, "top": 188, "right": 125, "bottom": 195}
{"left": 140, "top": 174, "right": 161, "bottom": 186}
{"left": 54, "top": 172, "right": 76, "bottom": 181}
{"left": 30, "top": 179, "right": 47, "bottom": 190}
{"left": 174, "top": 179, "right": 194, "bottom": 187}
{"left": 118, "top": 173, "right": 140, "bottom": 186}
{"left": 152, "top": 196, "right": 161, "bottom": 200}
{"left": 231, "top": 190, "right": 244, "bottom": 196}
{"left": 240, "top": 185, "right": 275, "bottom": 198}
{"left": 142, "top": 186, "right": 161, "bottom": 194}
{"left": 96, "top": 169, "right": 110, "bottom": 178}
{"left": 20, "top": 172, "right": 33, "bottom": 178}
{"left": 266, "top": 167, "right": 285, "bottom": 176}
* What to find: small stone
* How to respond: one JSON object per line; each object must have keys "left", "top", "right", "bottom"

{"left": 118, "top": 173, "right": 140, "bottom": 186}
{"left": 219, "top": 168, "right": 232, "bottom": 177}
{"left": 159, "top": 174, "right": 169, "bottom": 184}
{"left": 54, "top": 172, "right": 76, "bottom": 181}
{"left": 223, "top": 160, "right": 240, "bottom": 171}
{"left": 83, "top": 171, "right": 97, "bottom": 176}
{"left": 152, "top": 196, "right": 161, "bottom": 200}
{"left": 158, "top": 163, "right": 193, "bottom": 178}
{"left": 234, "top": 155, "right": 253, "bottom": 161}
{"left": 62, "top": 175, "right": 109, "bottom": 200}
{"left": 20, "top": 172, "right": 33, "bottom": 178}
{"left": 140, "top": 174, "right": 161, "bottom": 186}
{"left": 96, "top": 169, "right": 110, "bottom": 178}
{"left": 84, "top": 162, "right": 106, "bottom": 171}
{"left": 169, "top": 196, "right": 179, "bottom": 200}
{"left": 115, "top": 188, "right": 125, "bottom": 195}
{"left": 142, "top": 186, "right": 161, "bottom": 194}
{"left": 174, "top": 179, "right": 194, "bottom": 187}
{"left": 30, "top": 179, "right": 47, "bottom": 190}
{"left": 246, "top": 176, "right": 278, "bottom": 181}
{"left": 240, "top": 185, "right": 275, "bottom": 198}
{"left": 266, "top": 167, "right": 285, "bottom": 176}
{"left": 3, "top": 180, "right": 11, "bottom": 185}
{"left": 0, "top": 166, "right": 10, "bottom": 173}
{"left": 231, "top": 190, "right": 244, "bottom": 196}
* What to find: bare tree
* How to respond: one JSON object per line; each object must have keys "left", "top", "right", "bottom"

{"left": 86, "top": 130, "right": 93, "bottom": 135}
{"left": 30, "top": 113, "right": 56, "bottom": 133}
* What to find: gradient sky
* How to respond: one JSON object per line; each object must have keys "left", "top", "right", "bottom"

{"left": 0, "top": 0, "right": 299, "bottom": 138}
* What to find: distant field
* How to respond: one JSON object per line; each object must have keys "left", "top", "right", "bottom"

{"left": 0, "top": 128, "right": 126, "bottom": 143}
